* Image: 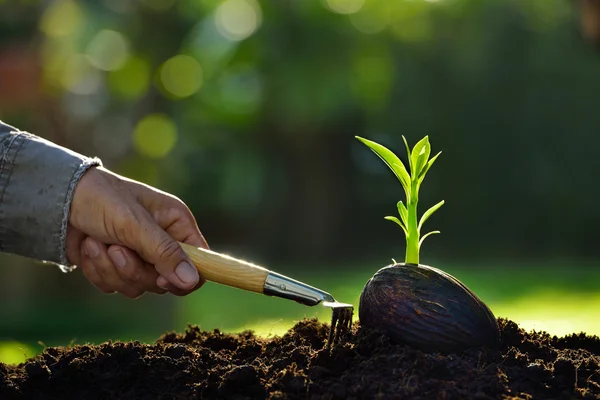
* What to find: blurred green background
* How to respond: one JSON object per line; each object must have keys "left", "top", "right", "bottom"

{"left": 2, "top": 0, "right": 600, "bottom": 364}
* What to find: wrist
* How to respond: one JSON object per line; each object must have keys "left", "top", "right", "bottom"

{"left": 69, "top": 166, "right": 105, "bottom": 229}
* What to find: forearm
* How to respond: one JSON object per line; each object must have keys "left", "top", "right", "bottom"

{"left": 0, "top": 120, "right": 102, "bottom": 271}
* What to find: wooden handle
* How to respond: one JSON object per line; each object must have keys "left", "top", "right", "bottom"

{"left": 178, "top": 242, "right": 270, "bottom": 294}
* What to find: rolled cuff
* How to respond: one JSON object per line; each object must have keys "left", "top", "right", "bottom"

{"left": 0, "top": 127, "right": 102, "bottom": 272}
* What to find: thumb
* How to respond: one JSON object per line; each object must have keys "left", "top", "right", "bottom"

{"left": 128, "top": 212, "right": 201, "bottom": 291}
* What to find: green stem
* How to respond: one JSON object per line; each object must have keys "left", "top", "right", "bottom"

{"left": 405, "top": 183, "right": 419, "bottom": 265}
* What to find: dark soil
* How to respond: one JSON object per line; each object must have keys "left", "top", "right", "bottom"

{"left": 1, "top": 318, "right": 599, "bottom": 399}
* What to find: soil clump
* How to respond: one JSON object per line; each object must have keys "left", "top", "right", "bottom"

{"left": 1, "top": 318, "right": 599, "bottom": 399}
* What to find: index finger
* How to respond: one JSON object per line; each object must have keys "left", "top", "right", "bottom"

{"left": 153, "top": 205, "right": 208, "bottom": 249}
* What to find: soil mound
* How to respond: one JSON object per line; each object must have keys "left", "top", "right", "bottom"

{"left": 1, "top": 318, "right": 599, "bottom": 399}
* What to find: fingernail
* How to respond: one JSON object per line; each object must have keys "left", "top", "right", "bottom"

{"left": 110, "top": 249, "right": 127, "bottom": 269}
{"left": 86, "top": 240, "right": 100, "bottom": 258}
{"left": 175, "top": 261, "right": 199, "bottom": 285}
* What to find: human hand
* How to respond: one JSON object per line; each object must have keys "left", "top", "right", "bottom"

{"left": 66, "top": 166, "right": 208, "bottom": 298}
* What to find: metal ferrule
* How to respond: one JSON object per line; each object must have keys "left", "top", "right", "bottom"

{"left": 263, "top": 272, "right": 335, "bottom": 306}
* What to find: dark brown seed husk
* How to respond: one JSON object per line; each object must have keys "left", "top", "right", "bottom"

{"left": 359, "top": 263, "right": 500, "bottom": 353}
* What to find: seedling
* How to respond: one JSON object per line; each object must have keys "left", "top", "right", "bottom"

{"left": 356, "top": 135, "right": 500, "bottom": 353}
{"left": 355, "top": 135, "right": 444, "bottom": 265}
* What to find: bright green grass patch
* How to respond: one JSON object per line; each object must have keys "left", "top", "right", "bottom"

{"left": 180, "top": 260, "right": 600, "bottom": 338}
{"left": 491, "top": 290, "right": 600, "bottom": 337}
{"left": 0, "top": 341, "right": 34, "bottom": 365}
{"left": 217, "top": 290, "right": 600, "bottom": 339}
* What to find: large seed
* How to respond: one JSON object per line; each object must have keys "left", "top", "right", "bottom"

{"left": 359, "top": 263, "right": 500, "bottom": 353}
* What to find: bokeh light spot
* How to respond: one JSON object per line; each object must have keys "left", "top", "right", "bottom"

{"left": 349, "top": 2, "right": 389, "bottom": 34}
{"left": 325, "top": 0, "right": 365, "bottom": 15}
{"left": 390, "top": 1, "right": 434, "bottom": 42}
{"left": 159, "top": 55, "right": 203, "bottom": 99}
{"left": 39, "top": 0, "right": 83, "bottom": 37}
{"left": 133, "top": 114, "right": 178, "bottom": 159}
{"left": 85, "top": 30, "right": 130, "bottom": 71}
{"left": 215, "top": 0, "right": 262, "bottom": 41}
{"left": 108, "top": 55, "right": 150, "bottom": 99}
{"left": 60, "top": 54, "right": 102, "bottom": 95}
{"left": 41, "top": 40, "right": 76, "bottom": 91}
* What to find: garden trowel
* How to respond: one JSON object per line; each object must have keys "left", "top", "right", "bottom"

{"left": 178, "top": 242, "right": 353, "bottom": 347}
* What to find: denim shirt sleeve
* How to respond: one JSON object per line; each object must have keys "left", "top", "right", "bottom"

{"left": 0, "top": 120, "right": 102, "bottom": 272}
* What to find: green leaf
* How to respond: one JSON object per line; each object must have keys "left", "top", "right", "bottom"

{"left": 418, "top": 200, "right": 445, "bottom": 232}
{"left": 410, "top": 136, "right": 430, "bottom": 177}
{"left": 402, "top": 136, "right": 413, "bottom": 177}
{"left": 414, "top": 143, "right": 430, "bottom": 179}
{"left": 417, "top": 151, "right": 441, "bottom": 184}
{"left": 356, "top": 136, "right": 411, "bottom": 193}
{"left": 397, "top": 201, "right": 408, "bottom": 225}
{"left": 419, "top": 230, "right": 440, "bottom": 248}
{"left": 385, "top": 216, "right": 408, "bottom": 236}
{"left": 357, "top": 134, "right": 443, "bottom": 265}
